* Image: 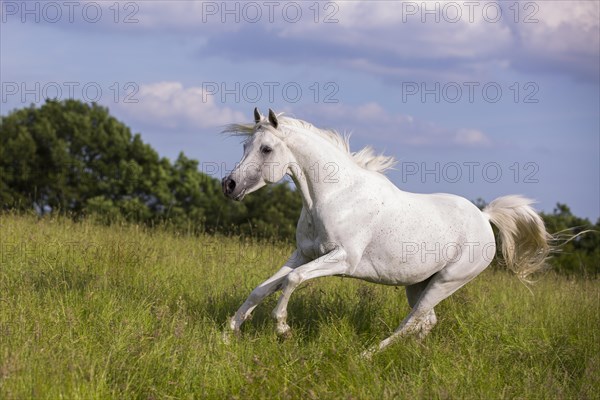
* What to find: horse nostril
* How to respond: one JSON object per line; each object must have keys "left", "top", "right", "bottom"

{"left": 223, "top": 178, "right": 236, "bottom": 195}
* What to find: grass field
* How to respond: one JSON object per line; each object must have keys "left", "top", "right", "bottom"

{"left": 0, "top": 214, "right": 598, "bottom": 399}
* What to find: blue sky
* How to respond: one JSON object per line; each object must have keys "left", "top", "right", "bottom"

{"left": 1, "top": 1, "right": 599, "bottom": 221}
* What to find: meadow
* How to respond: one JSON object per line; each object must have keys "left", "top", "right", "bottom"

{"left": 0, "top": 214, "right": 598, "bottom": 399}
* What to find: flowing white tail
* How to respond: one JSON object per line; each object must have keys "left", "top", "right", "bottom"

{"left": 483, "top": 195, "right": 551, "bottom": 281}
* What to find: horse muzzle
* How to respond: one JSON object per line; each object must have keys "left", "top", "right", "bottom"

{"left": 222, "top": 176, "right": 246, "bottom": 201}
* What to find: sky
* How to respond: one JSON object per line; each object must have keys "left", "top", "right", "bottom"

{"left": 1, "top": 0, "right": 599, "bottom": 221}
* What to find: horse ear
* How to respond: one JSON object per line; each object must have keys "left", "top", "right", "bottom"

{"left": 254, "top": 107, "right": 262, "bottom": 124}
{"left": 268, "top": 108, "right": 278, "bottom": 129}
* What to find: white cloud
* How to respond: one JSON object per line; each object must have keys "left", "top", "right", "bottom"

{"left": 278, "top": 1, "right": 599, "bottom": 81}
{"left": 454, "top": 128, "right": 492, "bottom": 147}
{"left": 53, "top": 1, "right": 598, "bottom": 82}
{"left": 277, "top": 1, "right": 512, "bottom": 63}
{"left": 510, "top": 1, "right": 599, "bottom": 79}
{"left": 298, "top": 102, "right": 493, "bottom": 149}
{"left": 117, "top": 81, "right": 245, "bottom": 131}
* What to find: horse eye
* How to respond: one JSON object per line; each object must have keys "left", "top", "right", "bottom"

{"left": 261, "top": 146, "right": 273, "bottom": 155}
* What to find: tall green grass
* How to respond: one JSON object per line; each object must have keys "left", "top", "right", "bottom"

{"left": 1, "top": 214, "right": 598, "bottom": 399}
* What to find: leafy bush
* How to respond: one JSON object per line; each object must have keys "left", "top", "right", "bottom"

{"left": 0, "top": 100, "right": 301, "bottom": 240}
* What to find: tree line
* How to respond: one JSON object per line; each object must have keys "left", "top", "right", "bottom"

{"left": 1, "top": 100, "right": 597, "bottom": 275}
{"left": 0, "top": 100, "right": 302, "bottom": 239}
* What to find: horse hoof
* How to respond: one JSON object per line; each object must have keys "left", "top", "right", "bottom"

{"left": 360, "top": 347, "right": 376, "bottom": 360}
{"left": 276, "top": 324, "right": 292, "bottom": 340}
{"left": 222, "top": 328, "right": 241, "bottom": 345}
{"left": 222, "top": 330, "right": 234, "bottom": 344}
{"left": 222, "top": 330, "right": 232, "bottom": 345}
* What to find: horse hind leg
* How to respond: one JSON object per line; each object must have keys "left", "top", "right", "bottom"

{"left": 364, "top": 257, "right": 491, "bottom": 357}
{"left": 361, "top": 278, "right": 438, "bottom": 358}
{"left": 414, "top": 309, "right": 437, "bottom": 340}
{"left": 405, "top": 278, "right": 438, "bottom": 340}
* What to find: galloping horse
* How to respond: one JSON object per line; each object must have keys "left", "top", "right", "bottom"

{"left": 222, "top": 108, "right": 550, "bottom": 354}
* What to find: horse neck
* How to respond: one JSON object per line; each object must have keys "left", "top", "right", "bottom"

{"left": 283, "top": 130, "right": 358, "bottom": 211}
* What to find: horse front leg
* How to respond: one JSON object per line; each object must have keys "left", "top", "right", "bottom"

{"left": 272, "top": 248, "right": 351, "bottom": 337}
{"left": 228, "top": 250, "right": 307, "bottom": 334}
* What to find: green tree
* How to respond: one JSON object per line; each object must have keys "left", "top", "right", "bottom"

{"left": 1, "top": 100, "right": 169, "bottom": 218}
{"left": 541, "top": 204, "right": 600, "bottom": 276}
{"left": 1, "top": 99, "right": 303, "bottom": 240}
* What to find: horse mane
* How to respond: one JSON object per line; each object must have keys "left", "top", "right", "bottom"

{"left": 223, "top": 115, "right": 397, "bottom": 174}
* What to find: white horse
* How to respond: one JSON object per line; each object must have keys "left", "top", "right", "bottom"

{"left": 222, "top": 108, "right": 550, "bottom": 354}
